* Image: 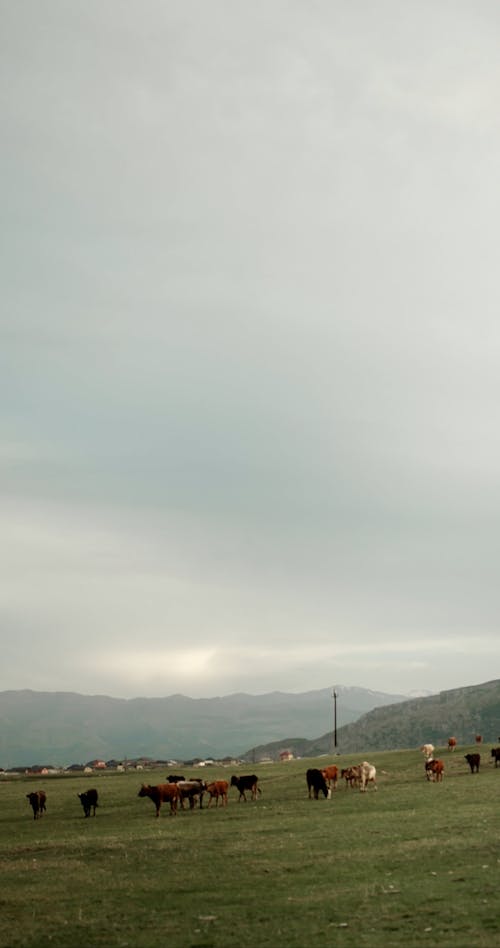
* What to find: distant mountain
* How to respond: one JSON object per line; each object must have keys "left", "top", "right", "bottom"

{"left": 0, "top": 685, "right": 407, "bottom": 768}
{"left": 243, "top": 679, "right": 500, "bottom": 760}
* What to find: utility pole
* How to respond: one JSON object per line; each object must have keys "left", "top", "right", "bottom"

{"left": 332, "top": 689, "right": 338, "bottom": 752}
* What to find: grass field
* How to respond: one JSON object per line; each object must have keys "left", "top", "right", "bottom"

{"left": 1, "top": 746, "right": 499, "bottom": 947}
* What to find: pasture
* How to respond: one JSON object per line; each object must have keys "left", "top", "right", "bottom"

{"left": 1, "top": 746, "right": 499, "bottom": 947}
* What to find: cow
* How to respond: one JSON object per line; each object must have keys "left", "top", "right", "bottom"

{"left": 425, "top": 759, "right": 444, "bottom": 782}
{"left": 321, "top": 765, "right": 339, "bottom": 791}
{"left": 230, "top": 774, "right": 261, "bottom": 802}
{"left": 78, "top": 788, "right": 98, "bottom": 817}
{"left": 137, "top": 783, "right": 179, "bottom": 817}
{"left": 475, "top": 735, "right": 482, "bottom": 744}
{"left": 205, "top": 780, "right": 229, "bottom": 808}
{"left": 448, "top": 737, "right": 457, "bottom": 752}
{"left": 490, "top": 748, "right": 500, "bottom": 767}
{"left": 465, "top": 753, "right": 480, "bottom": 774}
{"left": 26, "top": 791, "right": 46, "bottom": 820}
{"left": 359, "top": 761, "right": 377, "bottom": 791}
{"left": 306, "top": 768, "right": 331, "bottom": 799}
{"left": 167, "top": 774, "right": 185, "bottom": 783}
{"left": 341, "top": 766, "right": 361, "bottom": 789}
{"left": 177, "top": 780, "right": 206, "bottom": 810}
{"left": 420, "top": 744, "right": 434, "bottom": 760}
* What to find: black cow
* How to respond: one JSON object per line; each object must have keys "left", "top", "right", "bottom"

{"left": 230, "top": 774, "right": 261, "bottom": 802}
{"left": 78, "top": 788, "right": 99, "bottom": 817}
{"left": 306, "top": 768, "right": 330, "bottom": 799}
{"left": 167, "top": 774, "right": 185, "bottom": 783}
{"left": 491, "top": 748, "right": 500, "bottom": 767}
{"left": 27, "top": 790, "right": 46, "bottom": 820}
{"left": 465, "top": 753, "right": 480, "bottom": 773}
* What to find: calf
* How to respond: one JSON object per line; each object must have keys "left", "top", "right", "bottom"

{"left": 78, "top": 788, "right": 99, "bottom": 817}
{"left": 420, "top": 744, "right": 434, "bottom": 760}
{"left": 425, "top": 759, "right": 444, "bottom": 782}
{"left": 490, "top": 748, "right": 500, "bottom": 768}
{"left": 465, "top": 753, "right": 480, "bottom": 774}
{"left": 448, "top": 737, "right": 457, "bottom": 751}
{"left": 341, "top": 766, "right": 361, "bottom": 789}
{"left": 26, "top": 790, "right": 46, "bottom": 820}
{"left": 230, "top": 774, "right": 261, "bottom": 802}
{"left": 138, "top": 783, "right": 179, "bottom": 817}
{"left": 321, "top": 765, "right": 338, "bottom": 791}
{"left": 177, "top": 780, "right": 206, "bottom": 810}
{"left": 306, "top": 768, "right": 330, "bottom": 800}
{"left": 205, "top": 779, "right": 229, "bottom": 808}
{"left": 359, "top": 761, "right": 377, "bottom": 791}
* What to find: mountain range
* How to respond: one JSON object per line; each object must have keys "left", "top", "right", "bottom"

{"left": 0, "top": 685, "right": 406, "bottom": 768}
{"left": 2, "top": 680, "right": 498, "bottom": 769}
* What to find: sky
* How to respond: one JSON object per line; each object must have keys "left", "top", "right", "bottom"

{"left": 2, "top": 1, "right": 500, "bottom": 701}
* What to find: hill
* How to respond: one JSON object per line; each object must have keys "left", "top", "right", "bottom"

{"left": 244, "top": 678, "right": 500, "bottom": 760}
{"left": 0, "top": 685, "right": 406, "bottom": 768}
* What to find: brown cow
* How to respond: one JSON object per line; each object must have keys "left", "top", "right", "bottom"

{"left": 448, "top": 737, "right": 457, "bottom": 751}
{"left": 341, "top": 766, "right": 361, "bottom": 788}
{"left": 205, "top": 780, "right": 229, "bottom": 808}
{"left": 138, "top": 783, "right": 179, "bottom": 817}
{"left": 425, "top": 759, "right": 444, "bottom": 782}
{"left": 475, "top": 735, "right": 482, "bottom": 744}
{"left": 321, "top": 765, "right": 339, "bottom": 791}
{"left": 26, "top": 790, "right": 46, "bottom": 820}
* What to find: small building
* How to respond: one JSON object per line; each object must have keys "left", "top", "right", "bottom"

{"left": 279, "top": 749, "right": 294, "bottom": 762}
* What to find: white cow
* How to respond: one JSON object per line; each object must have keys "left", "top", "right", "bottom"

{"left": 359, "top": 761, "right": 377, "bottom": 791}
{"left": 420, "top": 744, "right": 434, "bottom": 760}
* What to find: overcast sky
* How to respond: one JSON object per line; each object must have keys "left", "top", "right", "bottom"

{"left": 2, "top": 1, "right": 500, "bottom": 701}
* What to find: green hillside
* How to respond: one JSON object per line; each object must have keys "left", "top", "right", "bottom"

{"left": 245, "top": 678, "right": 500, "bottom": 760}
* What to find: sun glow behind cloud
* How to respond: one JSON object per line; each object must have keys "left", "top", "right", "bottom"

{"left": 105, "top": 649, "right": 218, "bottom": 683}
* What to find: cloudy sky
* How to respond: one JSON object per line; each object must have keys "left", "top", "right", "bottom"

{"left": 2, "top": 1, "right": 500, "bottom": 700}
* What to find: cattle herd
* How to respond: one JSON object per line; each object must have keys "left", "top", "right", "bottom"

{"left": 23, "top": 773, "right": 261, "bottom": 821}
{"left": 23, "top": 742, "right": 500, "bottom": 820}
{"left": 420, "top": 740, "right": 500, "bottom": 782}
{"left": 306, "top": 760, "right": 378, "bottom": 798}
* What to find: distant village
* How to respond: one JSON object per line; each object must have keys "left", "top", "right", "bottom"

{"left": 0, "top": 749, "right": 296, "bottom": 776}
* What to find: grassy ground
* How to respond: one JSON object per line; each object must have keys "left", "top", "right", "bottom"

{"left": 1, "top": 746, "right": 499, "bottom": 947}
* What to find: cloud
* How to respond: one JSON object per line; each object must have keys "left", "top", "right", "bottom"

{"left": 2, "top": 1, "right": 500, "bottom": 700}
